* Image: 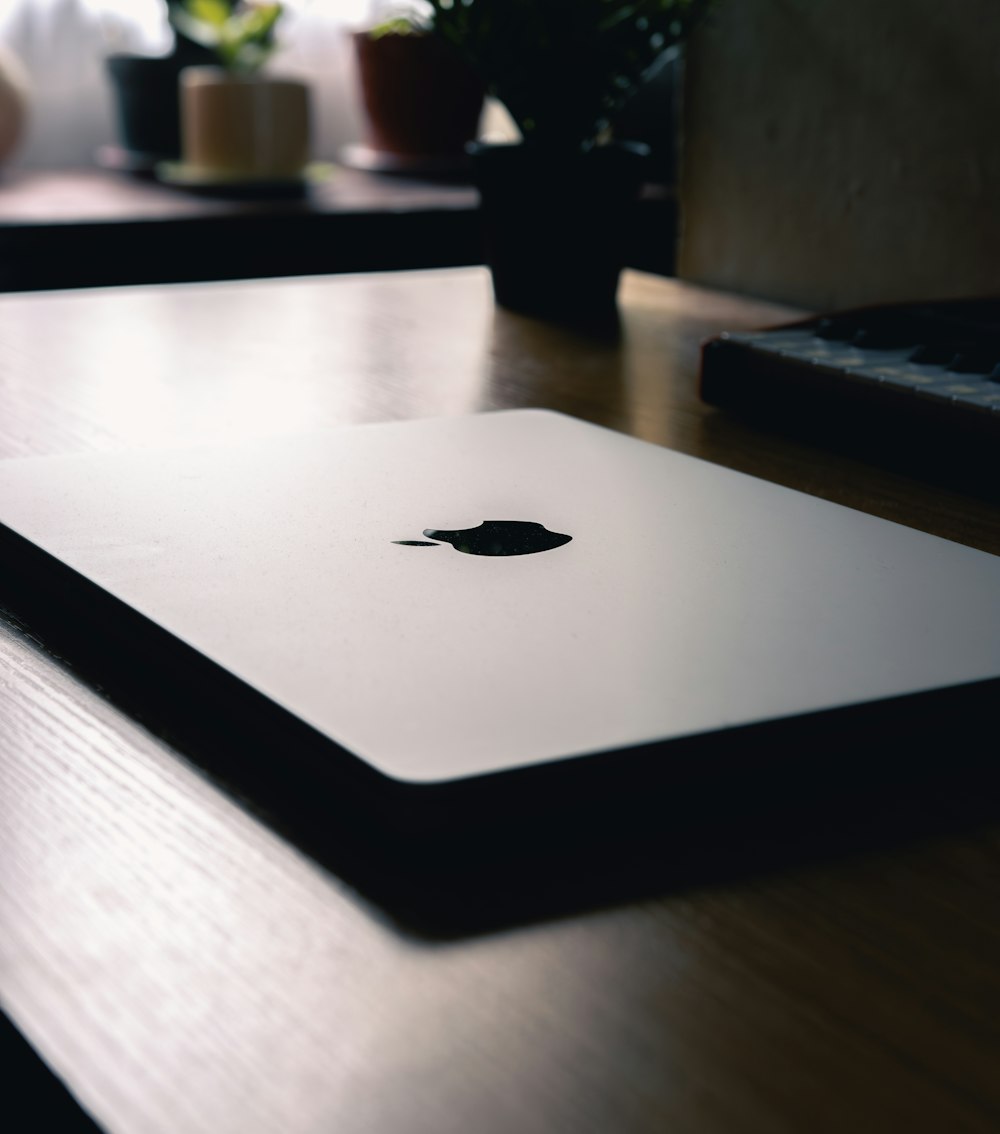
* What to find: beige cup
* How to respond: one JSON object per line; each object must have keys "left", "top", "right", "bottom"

{"left": 180, "top": 67, "right": 310, "bottom": 177}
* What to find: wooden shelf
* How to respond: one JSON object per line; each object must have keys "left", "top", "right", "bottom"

{"left": 0, "top": 166, "right": 484, "bottom": 291}
{"left": 0, "top": 166, "right": 677, "bottom": 292}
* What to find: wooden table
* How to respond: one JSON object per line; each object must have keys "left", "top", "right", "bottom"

{"left": 1, "top": 269, "right": 998, "bottom": 1133}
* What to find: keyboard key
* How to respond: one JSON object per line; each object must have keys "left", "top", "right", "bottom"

{"left": 910, "top": 343, "right": 954, "bottom": 364}
{"left": 939, "top": 381, "right": 984, "bottom": 396}
{"left": 948, "top": 387, "right": 1000, "bottom": 408}
{"left": 865, "top": 366, "right": 937, "bottom": 388}
{"left": 815, "top": 317, "right": 857, "bottom": 341}
{"left": 852, "top": 326, "right": 910, "bottom": 349}
{"left": 947, "top": 353, "right": 994, "bottom": 373}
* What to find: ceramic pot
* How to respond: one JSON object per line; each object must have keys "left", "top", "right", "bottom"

{"left": 106, "top": 40, "right": 213, "bottom": 163}
{"left": 469, "top": 141, "right": 649, "bottom": 321}
{"left": 180, "top": 68, "right": 310, "bottom": 178}
{"left": 353, "top": 31, "right": 483, "bottom": 158}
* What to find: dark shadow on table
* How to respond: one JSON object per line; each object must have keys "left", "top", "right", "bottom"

{"left": 0, "top": 1011, "right": 103, "bottom": 1133}
{"left": 225, "top": 708, "right": 1000, "bottom": 940}
{"left": 4, "top": 570, "right": 999, "bottom": 942}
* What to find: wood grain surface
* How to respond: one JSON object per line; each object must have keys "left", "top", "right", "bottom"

{"left": 1, "top": 269, "right": 999, "bottom": 1133}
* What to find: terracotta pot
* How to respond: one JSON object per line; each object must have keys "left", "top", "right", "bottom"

{"left": 180, "top": 67, "right": 310, "bottom": 177}
{"left": 469, "top": 142, "right": 649, "bottom": 321}
{"left": 0, "top": 46, "right": 27, "bottom": 164}
{"left": 353, "top": 31, "right": 484, "bottom": 157}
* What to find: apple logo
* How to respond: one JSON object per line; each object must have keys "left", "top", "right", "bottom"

{"left": 393, "top": 520, "right": 572, "bottom": 556}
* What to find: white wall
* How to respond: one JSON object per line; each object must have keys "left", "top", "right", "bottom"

{"left": 678, "top": 0, "right": 1000, "bottom": 309}
{"left": 0, "top": 0, "right": 375, "bottom": 167}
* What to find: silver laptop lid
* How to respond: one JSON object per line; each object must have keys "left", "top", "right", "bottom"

{"left": 1, "top": 409, "right": 998, "bottom": 784}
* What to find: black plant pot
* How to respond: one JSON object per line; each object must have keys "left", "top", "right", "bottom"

{"left": 106, "top": 39, "right": 214, "bottom": 165}
{"left": 469, "top": 141, "right": 649, "bottom": 322}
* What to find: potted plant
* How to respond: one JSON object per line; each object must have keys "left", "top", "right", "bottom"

{"left": 350, "top": 12, "right": 485, "bottom": 174}
{"left": 167, "top": 0, "right": 310, "bottom": 181}
{"left": 105, "top": 6, "right": 215, "bottom": 170}
{"left": 423, "top": 0, "right": 713, "bottom": 320}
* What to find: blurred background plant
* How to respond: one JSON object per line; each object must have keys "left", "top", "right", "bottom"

{"left": 377, "top": 0, "right": 713, "bottom": 149}
{"left": 168, "top": 0, "right": 284, "bottom": 73}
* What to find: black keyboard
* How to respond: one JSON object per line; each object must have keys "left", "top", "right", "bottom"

{"left": 699, "top": 300, "right": 1000, "bottom": 483}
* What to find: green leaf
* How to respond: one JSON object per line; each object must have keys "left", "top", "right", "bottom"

{"left": 169, "top": 0, "right": 285, "bottom": 74}
{"left": 422, "top": 0, "right": 713, "bottom": 145}
{"left": 186, "top": 0, "right": 232, "bottom": 28}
